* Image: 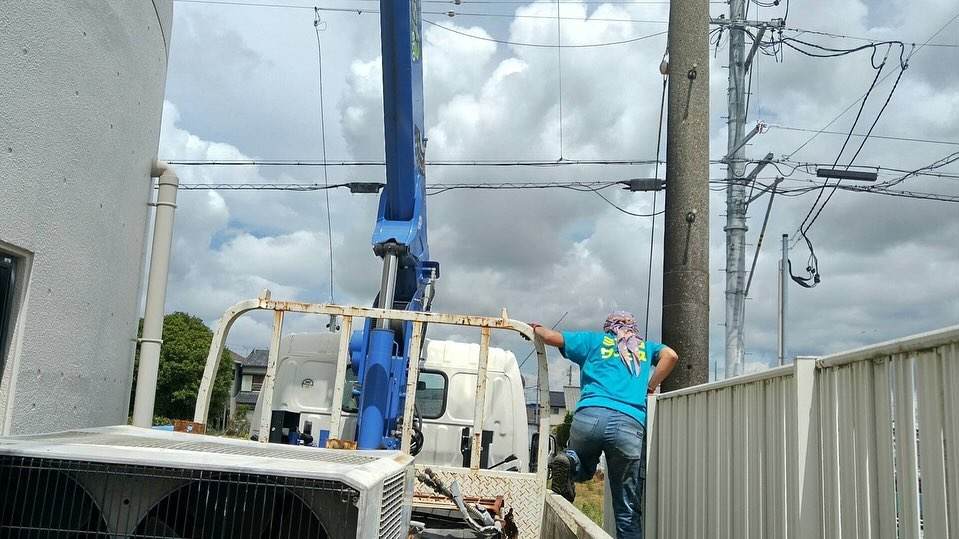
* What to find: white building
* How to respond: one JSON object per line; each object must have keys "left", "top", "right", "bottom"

{"left": 0, "top": 2, "right": 173, "bottom": 434}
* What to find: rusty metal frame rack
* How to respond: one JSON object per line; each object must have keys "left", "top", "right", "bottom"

{"left": 194, "top": 290, "right": 552, "bottom": 536}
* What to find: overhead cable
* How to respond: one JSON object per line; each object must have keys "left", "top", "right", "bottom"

{"left": 785, "top": 12, "right": 959, "bottom": 159}
{"left": 770, "top": 125, "right": 959, "bottom": 147}
{"left": 163, "top": 158, "right": 664, "bottom": 167}
{"left": 423, "top": 20, "right": 668, "bottom": 48}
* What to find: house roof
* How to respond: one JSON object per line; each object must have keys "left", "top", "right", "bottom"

{"left": 527, "top": 391, "right": 568, "bottom": 408}
{"left": 549, "top": 390, "right": 566, "bottom": 408}
{"left": 235, "top": 391, "right": 259, "bottom": 405}
{"left": 243, "top": 349, "right": 270, "bottom": 368}
{"left": 229, "top": 350, "right": 245, "bottom": 364}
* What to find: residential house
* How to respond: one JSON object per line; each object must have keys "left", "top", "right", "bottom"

{"left": 526, "top": 390, "right": 571, "bottom": 427}
{"left": 230, "top": 349, "right": 269, "bottom": 422}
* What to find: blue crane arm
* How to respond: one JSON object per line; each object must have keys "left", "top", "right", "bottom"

{"left": 350, "top": 0, "right": 438, "bottom": 451}
{"left": 374, "top": 0, "right": 428, "bottom": 259}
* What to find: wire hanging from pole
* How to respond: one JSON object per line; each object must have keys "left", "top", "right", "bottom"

{"left": 644, "top": 61, "right": 668, "bottom": 339}
{"left": 314, "top": 9, "right": 336, "bottom": 306}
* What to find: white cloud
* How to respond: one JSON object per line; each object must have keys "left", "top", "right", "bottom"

{"left": 160, "top": 1, "right": 959, "bottom": 386}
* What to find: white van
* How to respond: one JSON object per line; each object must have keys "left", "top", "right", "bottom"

{"left": 250, "top": 333, "right": 531, "bottom": 472}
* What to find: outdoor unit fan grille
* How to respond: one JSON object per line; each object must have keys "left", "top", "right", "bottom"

{"left": 0, "top": 455, "right": 360, "bottom": 538}
{"left": 377, "top": 471, "right": 406, "bottom": 539}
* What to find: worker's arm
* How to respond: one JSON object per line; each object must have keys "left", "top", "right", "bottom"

{"left": 647, "top": 346, "right": 679, "bottom": 393}
{"left": 530, "top": 323, "right": 564, "bottom": 348}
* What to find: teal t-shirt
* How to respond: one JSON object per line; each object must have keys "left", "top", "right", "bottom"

{"left": 560, "top": 331, "right": 665, "bottom": 426}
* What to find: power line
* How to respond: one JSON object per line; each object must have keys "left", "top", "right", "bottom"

{"left": 782, "top": 35, "right": 912, "bottom": 288}
{"left": 162, "top": 158, "right": 664, "bottom": 167}
{"left": 777, "top": 159, "right": 959, "bottom": 179}
{"left": 871, "top": 151, "right": 959, "bottom": 189}
{"left": 785, "top": 12, "right": 959, "bottom": 159}
{"left": 799, "top": 43, "right": 910, "bottom": 235}
{"left": 423, "top": 19, "right": 668, "bottom": 48}
{"left": 770, "top": 125, "right": 959, "bottom": 147}
{"left": 174, "top": 0, "right": 670, "bottom": 24}
{"left": 171, "top": 176, "right": 959, "bottom": 202}
{"left": 770, "top": 176, "right": 959, "bottom": 202}
{"left": 784, "top": 26, "right": 959, "bottom": 48}
{"left": 518, "top": 311, "right": 568, "bottom": 371}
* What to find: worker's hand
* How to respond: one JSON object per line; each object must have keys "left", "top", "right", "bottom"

{"left": 521, "top": 322, "right": 540, "bottom": 341}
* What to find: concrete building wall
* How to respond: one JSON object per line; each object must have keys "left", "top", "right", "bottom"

{"left": 0, "top": 1, "right": 173, "bottom": 434}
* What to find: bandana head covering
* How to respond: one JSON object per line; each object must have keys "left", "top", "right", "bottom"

{"left": 603, "top": 310, "right": 645, "bottom": 377}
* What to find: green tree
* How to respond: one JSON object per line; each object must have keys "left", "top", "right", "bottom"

{"left": 131, "top": 312, "right": 234, "bottom": 424}
{"left": 554, "top": 411, "right": 573, "bottom": 449}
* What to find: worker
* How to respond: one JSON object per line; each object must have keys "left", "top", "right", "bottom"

{"left": 530, "top": 310, "right": 678, "bottom": 539}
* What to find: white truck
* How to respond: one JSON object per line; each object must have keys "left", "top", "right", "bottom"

{"left": 191, "top": 296, "right": 563, "bottom": 537}
{"left": 249, "top": 334, "right": 538, "bottom": 474}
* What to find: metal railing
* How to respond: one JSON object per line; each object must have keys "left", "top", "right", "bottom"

{"left": 645, "top": 325, "right": 959, "bottom": 539}
{"left": 192, "top": 290, "right": 553, "bottom": 535}
{"left": 194, "top": 290, "right": 551, "bottom": 473}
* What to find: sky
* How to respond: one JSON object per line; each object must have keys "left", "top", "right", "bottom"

{"left": 156, "top": 0, "right": 959, "bottom": 391}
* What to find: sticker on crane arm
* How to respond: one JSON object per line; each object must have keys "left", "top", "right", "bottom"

{"left": 415, "top": 126, "right": 426, "bottom": 176}
{"left": 411, "top": 0, "right": 422, "bottom": 63}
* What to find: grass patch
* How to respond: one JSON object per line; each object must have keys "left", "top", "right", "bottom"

{"left": 573, "top": 471, "right": 605, "bottom": 527}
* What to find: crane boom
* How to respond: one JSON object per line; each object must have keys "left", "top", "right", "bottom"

{"left": 351, "top": 0, "right": 438, "bottom": 450}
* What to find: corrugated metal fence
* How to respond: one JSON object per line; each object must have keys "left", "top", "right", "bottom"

{"left": 645, "top": 326, "right": 959, "bottom": 538}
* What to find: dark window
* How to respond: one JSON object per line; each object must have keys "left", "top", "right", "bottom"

{"left": 251, "top": 374, "right": 265, "bottom": 392}
{"left": 340, "top": 369, "right": 447, "bottom": 420}
{"left": 415, "top": 371, "right": 447, "bottom": 419}
{"left": 0, "top": 255, "right": 15, "bottom": 376}
{"left": 342, "top": 369, "right": 359, "bottom": 413}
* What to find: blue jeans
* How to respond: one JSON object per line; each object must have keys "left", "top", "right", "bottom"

{"left": 565, "top": 406, "right": 646, "bottom": 539}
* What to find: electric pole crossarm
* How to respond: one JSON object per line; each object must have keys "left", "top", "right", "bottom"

{"left": 745, "top": 172, "right": 781, "bottom": 206}
{"left": 743, "top": 26, "right": 767, "bottom": 73}
{"left": 744, "top": 153, "right": 776, "bottom": 182}
{"left": 719, "top": 120, "right": 763, "bottom": 163}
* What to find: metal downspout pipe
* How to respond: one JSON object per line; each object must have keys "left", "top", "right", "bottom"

{"left": 131, "top": 160, "right": 179, "bottom": 427}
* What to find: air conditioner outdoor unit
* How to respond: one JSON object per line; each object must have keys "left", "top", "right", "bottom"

{"left": 0, "top": 425, "right": 413, "bottom": 538}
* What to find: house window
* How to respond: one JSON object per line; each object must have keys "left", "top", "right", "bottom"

{"left": 0, "top": 255, "right": 17, "bottom": 377}
{"left": 251, "top": 375, "right": 264, "bottom": 392}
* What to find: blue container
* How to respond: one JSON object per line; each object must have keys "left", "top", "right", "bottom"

{"left": 318, "top": 429, "right": 330, "bottom": 448}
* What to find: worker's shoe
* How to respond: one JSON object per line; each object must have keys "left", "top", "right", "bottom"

{"left": 549, "top": 453, "right": 576, "bottom": 502}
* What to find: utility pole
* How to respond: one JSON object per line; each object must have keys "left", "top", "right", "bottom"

{"left": 717, "top": 10, "right": 783, "bottom": 378}
{"left": 662, "top": 0, "right": 710, "bottom": 391}
{"left": 777, "top": 233, "right": 788, "bottom": 366}
{"left": 723, "top": 0, "right": 749, "bottom": 379}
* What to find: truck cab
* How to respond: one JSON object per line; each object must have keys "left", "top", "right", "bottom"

{"left": 250, "top": 333, "right": 532, "bottom": 473}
